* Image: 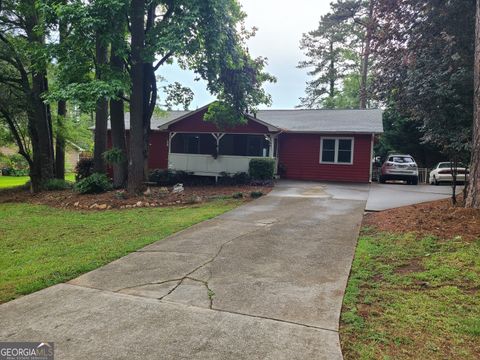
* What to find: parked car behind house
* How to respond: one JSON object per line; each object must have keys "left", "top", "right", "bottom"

{"left": 379, "top": 154, "right": 419, "bottom": 185}
{"left": 429, "top": 162, "right": 469, "bottom": 185}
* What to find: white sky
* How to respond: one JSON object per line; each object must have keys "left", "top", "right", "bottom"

{"left": 159, "top": 0, "right": 331, "bottom": 109}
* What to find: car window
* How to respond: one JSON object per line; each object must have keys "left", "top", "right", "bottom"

{"left": 438, "top": 163, "right": 451, "bottom": 169}
{"left": 390, "top": 156, "right": 414, "bottom": 163}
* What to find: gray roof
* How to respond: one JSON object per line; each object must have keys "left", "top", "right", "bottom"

{"left": 110, "top": 108, "right": 383, "bottom": 134}
{"left": 119, "top": 111, "right": 190, "bottom": 130}
{"left": 255, "top": 109, "right": 383, "bottom": 133}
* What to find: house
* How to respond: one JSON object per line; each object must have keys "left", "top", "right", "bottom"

{"left": 108, "top": 104, "right": 383, "bottom": 183}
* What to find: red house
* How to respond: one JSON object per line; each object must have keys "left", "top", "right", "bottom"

{"left": 113, "top": 104, "right": 383, "bottom": 183}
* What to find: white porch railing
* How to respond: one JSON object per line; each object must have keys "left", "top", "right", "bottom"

{"left": 168, "top": 153, "right": 275, "bottom": 176}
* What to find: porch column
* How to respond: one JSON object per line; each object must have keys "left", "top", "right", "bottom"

{"left": 268, "top": 134, "right": 275, "bottom": 158}
{"left": 211, "top": 133, "right": 225, "bottom": 157}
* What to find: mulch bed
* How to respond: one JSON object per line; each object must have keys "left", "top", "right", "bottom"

{"left": 0, "top": 184, "right": 272, "bottom": 210}
{"left": 364, "top": 197, "right": 480, "bottom": 241}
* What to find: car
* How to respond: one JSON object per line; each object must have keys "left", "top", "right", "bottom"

{"left": 429, "top": 162, "right": 469, "bottom": 185}
{"left": 379, "top": 154, "right": 419, "bottom": 185}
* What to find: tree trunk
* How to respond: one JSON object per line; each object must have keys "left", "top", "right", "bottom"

{"left": 127, "top": 0, "right": 146, "bottom": 193}
{"left": 466, "top": 0, "right": 480, "bottom": 208}
{"left": 143, "top": 62, "right": 156, "bottom": 180}
{"left": 359, "top": 0, "right": 375, "bottom": 109}
{"left": 29, "top": 72, "right": 54, "bottom": 191}
{"left": 110, "top": 45, "right": 128, "bottom": 188}
{"left": 329, "top": 40, "right": 335, "bottom": 105}
{"left": 55, "top": 7, "right": 66, "bottom": 180}
{"left": 22, "top": 0, "right": 55, "bottom": 191}
{"left": 93, "top": 33, "right": 108, "bottom": 174}
{"left": 55, "top": 100, "right": 66, "bottom": 179}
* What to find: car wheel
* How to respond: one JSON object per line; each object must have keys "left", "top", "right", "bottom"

{"left": 433, "top": 176, "right": 439, "bottom": 186}
{"left": 411, "top": 177, "right": 418, "bottom": 185}
{"left": 379, "top": 175, "right": 386, "bottom": 184}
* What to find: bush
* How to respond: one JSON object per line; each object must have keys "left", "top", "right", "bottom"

{"left": 42, "top": 178, "right": 73, "bottom": 191}
{"left": 232, "top": 172, "right": 251, "bottom": 185}
{"left": 218, "top": 171, "right": 250, "bottom": 185}
{"left": 102, "top": 148, "right": 126, "bottom": 165}
{"left": 74, "top": 173, "right": 112, "bottom": 194}
{"left": 75, "top": 158, "right": 94, "bottom": 181}
{"left": 250, "top": 191, "right": 264, "bottom": 199}
{"left": 0, "top": 153, "right": 29, "bottom": 176}
{"left": 148, "top": 169, "right": 211, "bottom": 186}
{"left": 249, "top": 159, "right": 275, "bottom": 180}
{"left": 149, "top": 169, "right": 179, "bottom": 185}
{"left": 232, "top": 192, "right": 244, "bottom": 199}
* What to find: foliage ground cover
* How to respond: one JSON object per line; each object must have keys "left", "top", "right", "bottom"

{"left": 0, "top": 199, "right": 241, "bottom": 303}
{"left": 341, "top": 203, "right": 480, "bottom": 359}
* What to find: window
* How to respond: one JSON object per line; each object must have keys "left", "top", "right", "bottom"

{"left": 219, "top": 134, "right": 270, "bottom": 157}
{"left": 170, "top": 133, "right": 216, "bottom": 155}
{"left": 320, "top": 137, "right": 354, "bottom": 164}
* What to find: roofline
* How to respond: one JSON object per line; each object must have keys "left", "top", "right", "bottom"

{"left": 257, "top": 108, "right": 383, "bottom": 111}
{"left": 280, "top": 130, "right": 384, "bottom": 135}
{"left": 157, "top": 104, "right": 211, "bottom": 130}
{"left": 157, "top": 102, "right": 281, "bottom": 132}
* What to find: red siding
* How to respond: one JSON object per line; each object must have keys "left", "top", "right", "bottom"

{"left": 278, "top": 133, "right": 372, "bottom": 183}
{"left": 148, "top": 131, "right": 168, "bottom": 169}
{"left": 107, "top": 130, "right": 169, "bottom": 170}
{"left": 168, "top": 108, "right": 270, "bottom": 134}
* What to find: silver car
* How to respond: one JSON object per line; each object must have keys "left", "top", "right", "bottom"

{"left": 379, "top": 154, "right": 419, "bottom": 185}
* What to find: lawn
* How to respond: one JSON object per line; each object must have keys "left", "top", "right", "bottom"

{"left": 0, "top": 200, "right": 239, "bottom": 303}
{"left": 340, "top": 228, "right": 480, "bottom": 359}
{"left": 0, "top": 174, "right": 76, "bottom": 189}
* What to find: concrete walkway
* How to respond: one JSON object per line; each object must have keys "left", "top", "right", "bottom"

{"left": 0, "top": 181, "right": 368, "bottom": 359}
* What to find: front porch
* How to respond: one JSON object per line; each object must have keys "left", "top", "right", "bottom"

{"left": 167, "top": 132, "right": 278, "bottom": 176}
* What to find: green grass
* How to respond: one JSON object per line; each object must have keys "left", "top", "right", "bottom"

{"left": 0, "top": 174, "right": 76, "bottom": 189}
{"left": 0, "top": 200, "right": 239, "bottom": 303}
{"left": 340, "top": 229, "right": 480, "bottom": 359}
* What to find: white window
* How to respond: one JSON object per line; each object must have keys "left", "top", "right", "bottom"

{"left": 320, "top": 137, "right": 354, "bottom": 165}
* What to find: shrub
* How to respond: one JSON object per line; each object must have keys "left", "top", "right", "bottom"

{"left": 218, "top": 171, "right": 250, "bottom": 185}
{"left": 42, "top": 178, "right": 73, "bottom": 191}
{"left": 102, "top": 147, "right": 126, "bottom": 165}
{"left": 148, "top": 169, "right": 204, "bottom": 186}
{"left": 232, "top": 172, "right": 251, "bottom": 185}
{"left": 249, "top": 159, "right": 275, "bottom": 180}
{"left": 149, "top": 169, "right": 174, "bottom": 185}
{"left": 232, "top": 192, "right": 244, "bottom": 199}
{"left": 0, "top": 154, "right": 29, "bottom": 176}
{"left": 74, "top": 173, "right": 112, "bottom": 194}
{"left": 250, "top": 191, "right": 264, "bottom": 199}
{"left": 75, "top": 158, "right": 94, "bottom": 181}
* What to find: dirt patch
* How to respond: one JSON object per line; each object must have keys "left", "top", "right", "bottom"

{"left": 394, "top": 258, "right": 425, "bottom": 275}
{"left": 0, "top": 184, "right": 272, "bottom": 210}
{"left": 364, "top": 198, "right": 480, "bottom": 241}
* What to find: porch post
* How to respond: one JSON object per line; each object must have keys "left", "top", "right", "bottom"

{"left": 268, "top": 134, "right": 275, "bottom": 158}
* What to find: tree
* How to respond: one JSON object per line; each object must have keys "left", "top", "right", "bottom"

{"left": 466, "top": 0, "right": 480, "bottom": 208}
{"left": 126, "top": 0, "right": 274, "bottom": 193}
{"left": 299, "top": 0, "right": 377, "bottom": 109}
{"left": 0, "top": 0, "right": 55, "bottom": 191}
{"left": 298, "top": 13, "right": 355, "bottom": 108}
{"left": 374, "top": 0, "right": 474, "bottom": 204}
{"left": 330, "top": 0, "right": 377, "bottom": 109}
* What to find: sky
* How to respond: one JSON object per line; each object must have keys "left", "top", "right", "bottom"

{"left": 159, "top": 0, "right": 331, "bottom": 110}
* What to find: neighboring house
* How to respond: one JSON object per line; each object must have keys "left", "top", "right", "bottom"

{"left": 107, "top": 104, "right": 383, "bottom": 183}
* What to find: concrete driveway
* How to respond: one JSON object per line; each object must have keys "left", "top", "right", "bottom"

{"left": 0, "top": 181, "right": 368, "bottom": 360}
{"left": 366, "top": 182, "right": 461, "bottom": 211}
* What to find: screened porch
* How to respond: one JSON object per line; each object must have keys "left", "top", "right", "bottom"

{"left": 167, "top": 132, "right": 278, "bottom": 176}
